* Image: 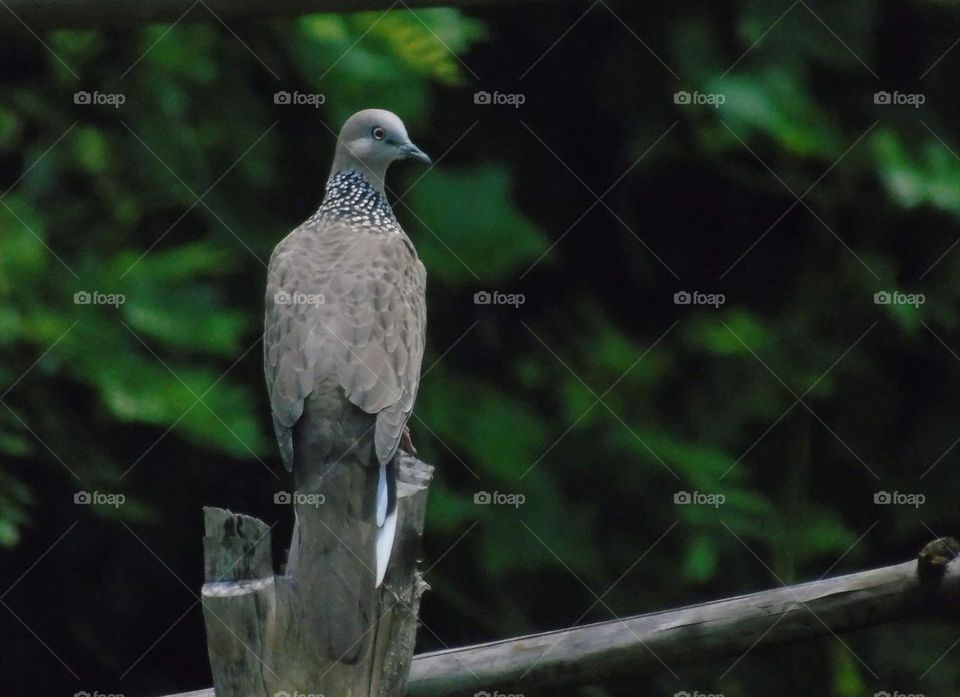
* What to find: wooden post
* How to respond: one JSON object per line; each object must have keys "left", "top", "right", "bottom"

{"left": 201, "top": 454, "right": 433, "bottom": 697}
{"left": 171, "top": 536, "right": 958, "bottom": 697}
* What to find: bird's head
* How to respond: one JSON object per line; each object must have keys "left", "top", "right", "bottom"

{"left": 330, "top": 109, "right": 431, "bottom": 193}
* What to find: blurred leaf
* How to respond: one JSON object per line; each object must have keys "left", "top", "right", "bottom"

{"left": 873, "top": 128, "right": 960, "bottom": 214}
{"left": 409, "top": 165, "right": 549, "bottom": 284}
{"left": 684, "top": 534, "right": 718, "bottom": 581}
{"left": 711, "top": 68, "right": 843, "bottom": 158}
{"left": 684, "top": 309, "right": 773, "bottom": 356}
{"left": 366, "top": 10, "right": 486, "bottom": 86}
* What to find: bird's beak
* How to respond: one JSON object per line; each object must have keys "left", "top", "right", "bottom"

{"left": 400, "top": 141, "right": 431, "bottom": 165}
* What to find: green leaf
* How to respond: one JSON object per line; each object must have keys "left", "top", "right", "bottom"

{"left": 684, "top": 535, "right": 718, "bottom": 582}
{"left": 407, "top": 165, "right": 549, "bottom": 284}
{"left": 873, "top": 128, "right": 960, "bottom": 215}
{"left": 711, "top": 68, "right": 843, "bottom": 158}
{"left": 684, "top": 309, "right": 773, "bottom": 356}
{"left": 421, "top": 367, "right": 549, "bottom": 478}
{"left": 365, "top": 10, "right": 487, "bottom": 86}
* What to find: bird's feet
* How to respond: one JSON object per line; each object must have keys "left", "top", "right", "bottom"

{"left": 401, "top": 424, "right": 417, "bottom": 455}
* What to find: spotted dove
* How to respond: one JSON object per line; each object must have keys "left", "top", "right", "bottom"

{"left": 264, "top": 109, "right": 430, "bottom": 663}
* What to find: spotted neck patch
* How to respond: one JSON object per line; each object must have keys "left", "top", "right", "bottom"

{"left": 311, "top": 169, "right": 401, "bottom": 233}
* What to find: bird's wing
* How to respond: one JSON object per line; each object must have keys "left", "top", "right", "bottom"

{"left": 264, "top": 220, "right": 337, "bottom": 471}
{"left": 336, "top": 232, "right": 426, "bottom": 465}
{"left": 368, "top": 240, "right": 426, "bottom": 464}
{"left": 264, "top": 220, "right": 427, "bottom": 470}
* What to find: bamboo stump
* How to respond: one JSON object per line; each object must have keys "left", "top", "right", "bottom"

{"left": 201, "top": 454, "right": 433, "bottom": 697}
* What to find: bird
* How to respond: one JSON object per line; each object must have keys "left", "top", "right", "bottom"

{"left": 263, "top": 109, "right": 430, "bottom": 663}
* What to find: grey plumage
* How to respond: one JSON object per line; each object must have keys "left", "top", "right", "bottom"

{"left": 264, "top": 109, "right": 429, "bottom": 663}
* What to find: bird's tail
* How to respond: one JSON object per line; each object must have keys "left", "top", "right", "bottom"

{"left": 375, "top": 458, "right": 398, "bottom": 587}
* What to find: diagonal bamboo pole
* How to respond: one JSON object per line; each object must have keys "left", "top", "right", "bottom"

{"left": 172, "top": 536, "right": 958, "bottom": 697}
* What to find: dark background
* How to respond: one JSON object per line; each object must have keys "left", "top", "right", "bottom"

{"left": 0, "top": 1, "right": 958, "bottom": 696}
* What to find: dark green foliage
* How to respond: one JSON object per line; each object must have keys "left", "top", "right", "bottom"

{"left": 0, "top": 2, "right": 957, "bottom": 696}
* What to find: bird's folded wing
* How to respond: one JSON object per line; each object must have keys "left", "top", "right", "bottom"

{"left": 264, "top": 221, "right": 427, "bottom": 470}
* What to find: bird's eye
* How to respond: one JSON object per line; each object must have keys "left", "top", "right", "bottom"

{"left": 372, "top": 127, "right": 386, "bottom": 141}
